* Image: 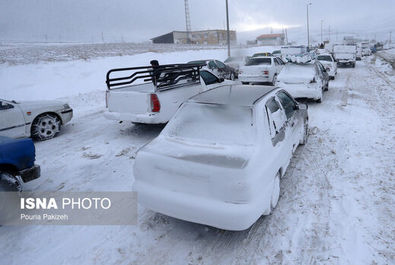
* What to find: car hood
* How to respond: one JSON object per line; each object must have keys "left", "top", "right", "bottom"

{"left": 138, "top": 136, "right": 254, "bottom": 169}
{"left": 17, "top": 100, "right": 68, "bottom": 111}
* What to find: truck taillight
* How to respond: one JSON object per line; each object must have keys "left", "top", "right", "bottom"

{"left": 150, "top": 94, "right": 161, "bottom": 112}
{"left": 264, "top": 70, "right": 269, "bottom": 75}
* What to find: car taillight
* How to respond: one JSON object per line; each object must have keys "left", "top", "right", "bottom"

{"left": 263, "top": 70, "right": 269, "bottom": 75}
{"left": 150, "top": 94, "right": 161, "bottom": 112}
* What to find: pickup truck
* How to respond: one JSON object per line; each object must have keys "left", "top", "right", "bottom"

{"left": 0, "top": 136, "right": 40, "bottom": 191}
{"left": 105, "top": 64, "right": 232, "bottom": 124}
{"left": 333, "top": 44, "right": 357, "bottom": 67}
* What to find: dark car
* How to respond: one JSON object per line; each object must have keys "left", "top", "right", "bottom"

{"left": 0, "top": 136, "right": 40, "bottom": 191}
{"left": 188, "top": 59, "right": 238, "bottom": 80}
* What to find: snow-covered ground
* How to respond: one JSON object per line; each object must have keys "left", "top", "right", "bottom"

{"left": 0, "top": 48, "right": 394, "bottom": 265}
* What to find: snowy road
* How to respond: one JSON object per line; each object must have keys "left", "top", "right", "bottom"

{"left": 1, "top": 54, "right": 394, "bottom": 265}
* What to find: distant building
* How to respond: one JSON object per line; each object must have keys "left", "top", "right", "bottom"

{"left": 151, "top": 30, "right": 237, "bottom": 45}
{"left": 256, "top": 33, "right": 285, "bottom": 46}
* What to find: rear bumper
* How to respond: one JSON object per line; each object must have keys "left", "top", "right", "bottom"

{"left": 19, "top": 164, "right": 40, "bottom": 183}
{"left": 337, "top": 60, "right": 355, "bottom": 65}
{"left": 239, "top": 75, "right": 270, "bottom": 83}
{"left": 134, "top": 181, "right": 261, "bottom": 231}
{"left": 282, "top": 84, "right": 322, "bottom": 100}
{"left": 104, "top": 111, "right": 168, "bottom": 124}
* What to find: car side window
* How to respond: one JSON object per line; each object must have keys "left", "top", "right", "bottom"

{"left": 215, "top": 60, "right": 226, "bottom": 69}
{"left": 208, "top": 61, "right": 217, "bottom": 69}
{"left": 200, "top": 70, "right": 219, "bottom": 85}
{"left": 276, "top": 91, "right": 297, "bottom": 120}
{"left": 265, "top": 97, "right": 286, "bottom": 138}
{"left": 0, "top": 101, "right": 12, "bottom": 110}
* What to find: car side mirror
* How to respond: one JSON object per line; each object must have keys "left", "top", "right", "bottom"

{"left": 219, "top": 77, "right": 225, "bottom": 82}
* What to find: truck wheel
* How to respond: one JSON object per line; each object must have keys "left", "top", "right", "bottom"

{"left": 0, "top": 171, "right": 21, "bottom": 191}
{"left": 270, "top": 172, "right": 281, "bottom": 213}
{"left": 31, "top": 114, "right": 61, "bottom": 141}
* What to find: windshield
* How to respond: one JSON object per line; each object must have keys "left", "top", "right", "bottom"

{"left": 245, "top": 57, "right": 272, "bottom": 66}
{"left": 163, "top": 103, "right": 255, "bottom": 145}
{"left": 317, "top": 55, "right": 332, "bottom": 62}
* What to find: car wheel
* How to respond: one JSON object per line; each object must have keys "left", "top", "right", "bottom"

{"left": 31, "top": 113, "right": 61, "bottom": 141}
{"left": 324, "top": 84, "right": 329, "bottom": 91}
{"left": 270, "top": 172, "right": 281, "bottom": 212}
{"left": 0, "top": 171, "right": 21, "bottom": 191}
{"left": 300, "top": 119, "right": 308, "bottom": 145}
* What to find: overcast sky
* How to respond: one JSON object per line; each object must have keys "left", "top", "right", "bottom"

{"left": 0, "top": 0, "right": 394, "bottom": 43}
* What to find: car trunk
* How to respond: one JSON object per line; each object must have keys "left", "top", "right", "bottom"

{"left": 134, "top": 137, "right": 253, "bottom": 201}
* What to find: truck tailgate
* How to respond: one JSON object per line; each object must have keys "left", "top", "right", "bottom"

{"left": 107, "top": 90, "right": 150, "bottom": 114}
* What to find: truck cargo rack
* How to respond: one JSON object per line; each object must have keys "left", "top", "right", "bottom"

{"left": 106, "top": 63, "right": 203, "bottom": 91}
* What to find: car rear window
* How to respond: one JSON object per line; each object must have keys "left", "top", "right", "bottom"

{"left": 317, "top": 55, "right": 332, "bottom": 62}
{"left": 163, "top": 103, "right": 255, "bottom": 145}
{"left": 245, "top": 58, "right": 272, "bottom": 66}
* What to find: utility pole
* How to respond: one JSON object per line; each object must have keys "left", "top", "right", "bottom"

{"left": 306, "top": 2, "right": 312, "bottom": 48}
{"left": 320, "top": 20, "right": 323, "bottom": 43}
{"left": 390, "top": 31, "right": 392, "bottom": 44}
{"left": 225, "top": 0, "right": 231, "bottom": 57}
{"left": 184, "top": 0, "right": 192, "bottom": 43}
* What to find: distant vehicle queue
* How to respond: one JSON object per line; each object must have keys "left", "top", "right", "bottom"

{"left": 0, "top": 42, "right": 370, "bottom": 229}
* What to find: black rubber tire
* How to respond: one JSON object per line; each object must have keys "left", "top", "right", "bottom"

{"left": 300, "top": 120, "right": 309, "bottom": 145}
{"left": 0, "top": 171, "right": 21, "bottom": 191}
{"left": 270, "top": 172, "right": 281, "bottom": 213}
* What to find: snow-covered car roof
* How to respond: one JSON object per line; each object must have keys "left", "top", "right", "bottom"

{"left": 189, "top": 85, "right": 276, "bottom": 107}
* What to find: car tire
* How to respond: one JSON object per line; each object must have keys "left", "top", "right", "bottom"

{"left": 300, "top": 119, "right": 309, "bottom": 145}
{"left": 0, "top": 171, "right": 21, "bottom": 191}
{"left": 270, "top": 172, "right": 281, "bottom": 213}
{"left": 31, "top": 113, "right": 61, "bottom": 141}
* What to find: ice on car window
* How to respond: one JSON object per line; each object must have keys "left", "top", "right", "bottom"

{"left": 317, "top": 55, "right": 332, "bottom": 62}
{"left": 163, "top": 103, "right": 255, "bottom": 145}
{"left": 245, "top": 58, "right": 272, "bottom": 66}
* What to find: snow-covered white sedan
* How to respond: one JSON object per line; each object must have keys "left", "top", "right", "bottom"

{"left": 0, "top": 99, "right": 73, "bottom": 140}
{"left": 133, "top": 85, "right": 308, "bottom": 230}
{"left": 239, "top": 56, "right": 282, "bottom": 85}
{"left": 317, "top": 53, "right": 337, "bottom": 80}
{"left": 277, "top": 62, "right": 326, "bottom": 103}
